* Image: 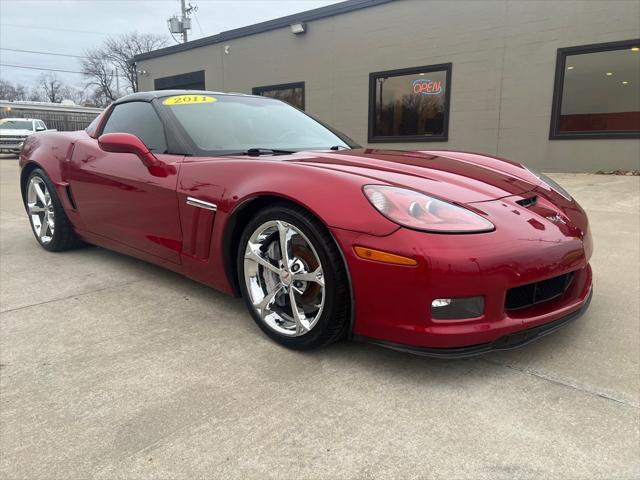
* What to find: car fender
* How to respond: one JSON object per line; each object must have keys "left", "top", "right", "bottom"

{"left": 176, "top": 157, "right": 398, "bottom": 296}
{"left": 20, "top": 133, "right": 72, "bottom": 198}
{"left": 18, "top": 131, "right": 90, "bottom": 231}
{"left": 178, "top": 157, "right": 399, "bottom": 236}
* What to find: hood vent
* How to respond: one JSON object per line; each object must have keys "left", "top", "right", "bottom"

{"left": 516, "top": 196, "right": 537, "bottom": 208}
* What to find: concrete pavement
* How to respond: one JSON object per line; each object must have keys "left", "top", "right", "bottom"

{"left": 1, "top": 155, "right": 638, "bottom": 479}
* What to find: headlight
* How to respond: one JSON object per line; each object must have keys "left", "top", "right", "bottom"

{"left": 363, "top": 185, "right": 495, "bottom": 233}
{"left": 524, "top": 166, "right": 572, "bottom": 201}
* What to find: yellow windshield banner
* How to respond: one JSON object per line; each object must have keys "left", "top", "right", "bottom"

{"left": 162, "top": 95, "right": 216, "bottom": 105}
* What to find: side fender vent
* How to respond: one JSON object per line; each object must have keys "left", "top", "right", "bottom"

{"left": 65, "top": 185, "right": 77, "bottom": 210}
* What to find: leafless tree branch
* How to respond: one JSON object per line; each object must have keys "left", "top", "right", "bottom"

{"left": 81, "top": 32, "right": 168, "bottom": 103}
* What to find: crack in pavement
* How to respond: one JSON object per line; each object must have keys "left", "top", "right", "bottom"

{"left": 2, "top": 278, "right": 637, "bottom": 411}
{"left": 2, "top": 276, "right": 637, "bottom": 412}
{"left": 482, "top": 357, "right": 640, "bottom": 409}
{"left": 0, "top": 280, "right": 144, "bottom": 316}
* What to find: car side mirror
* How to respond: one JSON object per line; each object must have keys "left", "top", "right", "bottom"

{"left": 35, "top": 127, "right": 46, "bottom": 132}
{"left": 98, "top": 132, "right": 159, "bottom": 168}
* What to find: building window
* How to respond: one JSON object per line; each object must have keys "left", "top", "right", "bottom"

{"left": 550, "top": 40, "right": 640, "bottom": 139}
{"left": 368, "top": 63, "right": 452, "bottom": 143}
{"left": 252, "top": 82, "right": 305, "bottom": 110}
{"left": 154, "top": 70, "right": 205, "bottom": 90}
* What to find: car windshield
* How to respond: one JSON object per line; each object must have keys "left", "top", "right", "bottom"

{"left": 0, "top": 119, "right": 33, "bottom": 130}
{"left": 160, "top": 94, "right": 354, "bottom": 154}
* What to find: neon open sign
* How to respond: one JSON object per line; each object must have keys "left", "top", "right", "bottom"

{"left": 412, "top": 78, "right": 443, "bottom": 95}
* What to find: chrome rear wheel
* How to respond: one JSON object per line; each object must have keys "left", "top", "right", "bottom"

{"left": 27, "top": 176, "right": 55, "bottom": 244}
{"left": 24, "top": 169, "right": 83, "bottom": 252}
{"left": 243, "top": 220, "right": 325, "bottom": 337}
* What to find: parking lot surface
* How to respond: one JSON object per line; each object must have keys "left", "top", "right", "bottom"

{"left": 1, "top": 154, "right": 638, "bottom": 479}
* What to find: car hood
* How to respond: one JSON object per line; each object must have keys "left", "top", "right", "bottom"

{"left": 287, "top": 149, "right": 538, "bottom": 204}
{"left": 0, "top": 129, "right": 32, "bottom": 136}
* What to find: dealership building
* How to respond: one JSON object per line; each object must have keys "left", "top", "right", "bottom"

{"left": 134, "top": 0, "right": 640, "bottom": 172}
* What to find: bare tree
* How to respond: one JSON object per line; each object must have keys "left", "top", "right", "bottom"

{"left": 81, "top": 51, "right": 117, "bottom": 106}
{"left": 0, "top": 77, "right": 88, "bottom": 104}
{"left": 104, "top": 32, "right": 168, "bottom": 92}
{"left": 37, "top": 73, "right": 69, "bottom": 103}
{"left": 26, "top": 88, "right": 44, "bottom": 102}
{"left": 63, "top": 85, "right": 92, "bottom": 106}
{"left": 82, "top": 32, "right": 168, "bottom": 101}
{"left": 0, "top": 79, "right": 29, "bottom": 101}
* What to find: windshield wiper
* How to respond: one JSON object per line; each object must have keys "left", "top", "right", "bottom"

{"left": 243, "top": 148, "right": 296, "bottom": 156}
{"left": 216, "top": 148, "right": 296, "bottom": 157}
{"left": 217, "top": 147, "right": 345, "bottom": 157}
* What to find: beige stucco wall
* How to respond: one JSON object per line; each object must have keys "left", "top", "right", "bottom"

{"left": 137, "top": 0, "right": 640, "bottom": 172}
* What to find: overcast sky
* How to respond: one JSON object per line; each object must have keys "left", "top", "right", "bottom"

{"left": 0, "top": 0, "right": 341, "bottom": 90}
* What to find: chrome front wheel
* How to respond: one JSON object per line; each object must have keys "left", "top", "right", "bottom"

{"left": 238, "top": 204, "right": 351, "bottom": 350}
{"left": 243, "top": 220, "right": 325, "bottom": 337}
{"left": 27, "top": 175, "right": 55, "bottom": 244}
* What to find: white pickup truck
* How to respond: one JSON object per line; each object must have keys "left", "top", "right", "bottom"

{"left": 0, "top": 118, "right": 49, "bottom": 154}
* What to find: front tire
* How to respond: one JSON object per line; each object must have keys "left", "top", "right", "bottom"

{"left": 237, "top": 203, "right": 351, "bottom": 350}
{"left": 25, "top": 168, "right": 83, "bottom": 251}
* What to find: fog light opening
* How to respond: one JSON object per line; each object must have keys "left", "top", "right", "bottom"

{"left": 431, "top": 296, "right": 485, "bottom": 320}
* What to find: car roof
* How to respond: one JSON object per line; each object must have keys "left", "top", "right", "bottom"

{"left": 113, "top": 90, "right": 261, "bottom": 105}
{"left": 1, "top": 118, "right": 38, "bottom": 122}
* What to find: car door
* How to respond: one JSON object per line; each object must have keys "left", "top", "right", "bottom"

{"left": 66, "top": 101, "right": 183, "bottom": 263}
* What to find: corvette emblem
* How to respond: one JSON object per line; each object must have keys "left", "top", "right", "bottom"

{"left": 546, "top": 214, "right": 566, "bottom": 225}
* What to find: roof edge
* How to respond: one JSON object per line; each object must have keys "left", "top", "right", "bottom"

{"left": 133, "top": 0, "right": 393, "bottom": 62}
{"left": 0, "top": 100, "right": 103, "bottom": 113}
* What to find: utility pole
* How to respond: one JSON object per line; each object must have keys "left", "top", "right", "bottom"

{"left": 180, "top": 0, "right": 188, "bottom": 43}
{"left": 168, "top": 1, "right": 196, "bottom": 44}
{"left": 115, "top": 67, "right": 120, "bottom": 98}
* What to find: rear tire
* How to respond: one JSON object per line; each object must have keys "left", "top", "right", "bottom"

{"left": 25, "top": 168, "right": 84, "bottom": 252}
{"left": 237, "top": 202, "right": 350, "bottom": 350}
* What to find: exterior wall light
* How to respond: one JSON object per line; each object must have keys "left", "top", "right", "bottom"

{"left": 290, "top": 22, "right": 307, "bottom": 35}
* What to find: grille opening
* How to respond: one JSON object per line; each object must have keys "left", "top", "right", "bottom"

{"left": 506, "top": 272, "right": 575, "bottom": 311}
{"left": 516, "top": 196, "right": 538, "bottom": 208}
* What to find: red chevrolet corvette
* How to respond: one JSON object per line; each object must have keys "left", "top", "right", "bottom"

{"left": 19, "top": 91, "right": 593, "bottom": 357}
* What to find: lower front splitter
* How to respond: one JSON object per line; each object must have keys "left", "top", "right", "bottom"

{"left": 354, "top": 289, "right": 593, "bottom": 359}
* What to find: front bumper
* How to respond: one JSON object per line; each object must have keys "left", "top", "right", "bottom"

{"left": 355, "top": 288, "right": 592, "bottom": 358}
{"left": 331, "top": 200, "right": 593, "bottom": 351}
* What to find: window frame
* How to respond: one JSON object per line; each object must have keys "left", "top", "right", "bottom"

{"left": 368, "top": 63, "right": 452, "bottom": 143}
{"left": 549, "top": 39, "right": 640, "bottom": 140}
{"left": 252, "top": 82, "right": 306, "bottom": 110}
{"left": 98, "top": 100, "right": 170, "bottom": 153}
